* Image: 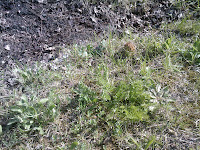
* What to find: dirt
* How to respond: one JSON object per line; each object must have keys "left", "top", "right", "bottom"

{"left": 0, "top": 0, "right": 191, "bottom": 69}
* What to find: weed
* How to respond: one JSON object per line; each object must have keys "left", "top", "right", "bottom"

{"left": 73, "top": 82, "right": 98, "bottom": 109}
{"left": 164, "top": 18, "right": 200, "bottom": 36}
{"left": 182, "top": 39, "right": 200, "bottom": 65}
{"left": 127, "top": 134, "right": 156, "bottom": 150}
{"left": 6, "top": 95, "right": 58, "bottom": 134}
{"left": 72, "top": 74, "right": 157, "bottom": 146}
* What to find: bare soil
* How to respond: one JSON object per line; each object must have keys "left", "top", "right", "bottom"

{"left": 0, "top": 0, "right": 185, "bottom": 69}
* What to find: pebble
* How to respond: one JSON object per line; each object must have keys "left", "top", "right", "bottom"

{"left": 4, "top": 45, "right": 10, "bottom": 51}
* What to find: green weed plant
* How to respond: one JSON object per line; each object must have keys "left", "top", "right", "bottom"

{"left": 182, "top": 39, "right": 200, "bottom": 64}
{"left": 7, "top": 95, "right": 58, "bottom": 135}
{"left": 73, "top": 76, "right": 155, "bottom": 134}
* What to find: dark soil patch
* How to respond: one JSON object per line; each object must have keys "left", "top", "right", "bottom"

{"left": 0, "top": 0, "right": 187, "bottom": 68}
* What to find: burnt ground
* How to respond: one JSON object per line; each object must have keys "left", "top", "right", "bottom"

{"left": 0, "top": 0, "right": 188, "bottom": 69}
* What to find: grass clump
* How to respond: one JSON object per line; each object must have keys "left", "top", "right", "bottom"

{"left": 167, "top": 19, "right": 200, "bottom": 36}
{"left": 7, "top": 95, "right": 58, "bottom": 134}
{"left": 71, "top": 77, "right": 156, "bottom": 148}
{"left": 182, "top": 39, "right": 200, "bottom": 65}
{"left": 74, "top": 79, "right": 152, "bottom": 123}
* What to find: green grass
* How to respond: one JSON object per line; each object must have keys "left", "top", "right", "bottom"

{"left": 1, "top": 5, "right": 200, "bottom": 149}
{"left": 1, "top": 30, "right": 199, "bottom": 149}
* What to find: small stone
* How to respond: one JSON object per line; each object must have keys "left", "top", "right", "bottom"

{"left": 4, "top": 45, "right": 10, "bottom": 51}
{"left": 90, "top": 16, "right": 97, "bottom": 24}
{"left": 61, "top": 66, "right": 67, "bottom": 71}
{"left": 37, "top": 0, "right": 47, "bottom": 4}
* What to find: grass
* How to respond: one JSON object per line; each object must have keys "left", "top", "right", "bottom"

{"left": 0, "top": 1, "right": 200, "bottom": 149}
{"left": 1, "top": 29, "right": 199, "bottom": 149}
